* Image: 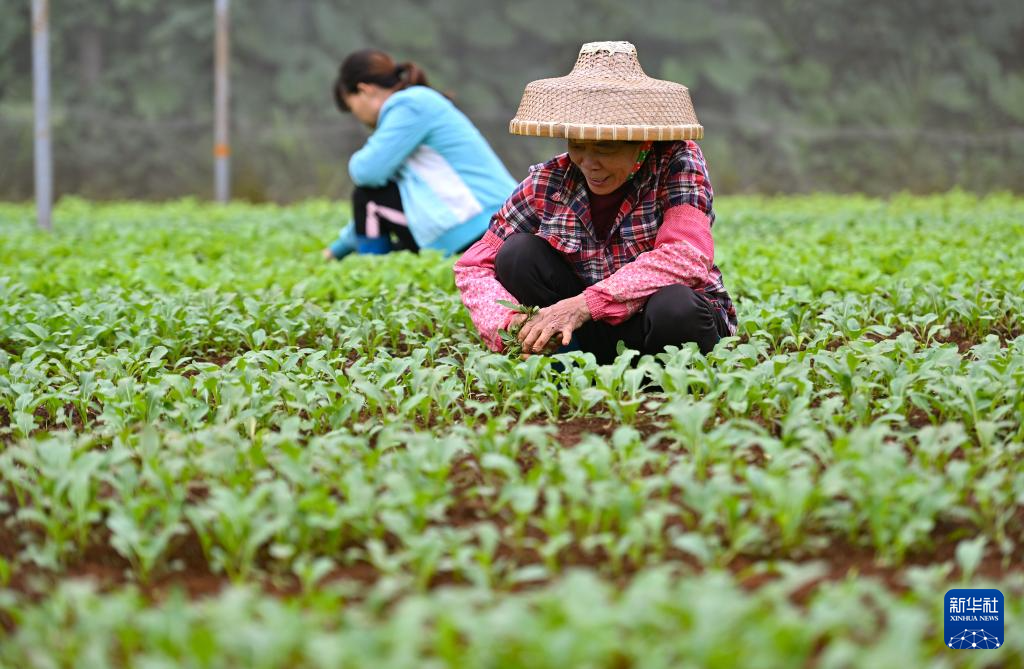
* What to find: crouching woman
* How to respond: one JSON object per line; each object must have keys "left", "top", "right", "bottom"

{"left": 324, "top": 49, "right": 517, "bottom": 259}
{"left": 454, "top": 41, "right": 736, "bottom": 364}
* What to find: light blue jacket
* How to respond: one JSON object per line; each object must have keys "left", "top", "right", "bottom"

{"left": 331, "top": 86, "right": 516, "bottom": 257}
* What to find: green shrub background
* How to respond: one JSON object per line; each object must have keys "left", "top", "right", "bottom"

{"left": 1, "top": 0, "right": 1022, "bottom": 200}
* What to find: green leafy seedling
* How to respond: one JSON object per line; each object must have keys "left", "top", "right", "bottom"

{"left": 496, "top": 299, "right": 539, "bottom": 357}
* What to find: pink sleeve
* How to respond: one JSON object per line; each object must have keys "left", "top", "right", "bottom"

{"left": 583, "top": 204, "right": 714, "bottom": 325}
{"left": 454, "top": 231, "right": 519, "bottom": 352}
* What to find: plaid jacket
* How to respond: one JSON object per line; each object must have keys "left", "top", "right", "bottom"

{"left": 487, "top": 141, "right": 737, "bottom": 333}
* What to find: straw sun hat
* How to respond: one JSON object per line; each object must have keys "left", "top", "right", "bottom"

{"left": 510, "top": 41, "right": 702, "bottom": 142}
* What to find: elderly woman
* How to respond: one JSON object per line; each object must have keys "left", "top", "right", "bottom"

{"left": 454, "top": 41, "right": 736, "bottom": 364}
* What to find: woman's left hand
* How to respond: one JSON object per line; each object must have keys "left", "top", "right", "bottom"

{"left": 519, "top": 293, "right": 592, "bottom": 354}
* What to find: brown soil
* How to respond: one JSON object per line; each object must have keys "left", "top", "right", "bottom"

{"left": 528, "top": 412, "right": 662, "bottom": 448}
{"left": 3, "top": 510, "right": 1017, "bottom": 617}
{"left": 2, "top": 324, "right": 1020, "bottom": 621}
{"left": 904, "top": 405, "right": 936, "bottom": 429}
{"left": 738, "top": 319, "right": 1022, "bottom": 357}
{"left": 863, "top": 321, "right": 1023, "bottom": 354}
{"left": 181, "top": 353, "right": 237, "bottom": 376}
{"left": 2, "top": 452, "right": 1021, "bottom": 629}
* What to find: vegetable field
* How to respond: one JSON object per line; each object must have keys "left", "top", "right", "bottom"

{"left": 1, "top": 194, "right": 1022, "bottom": 667}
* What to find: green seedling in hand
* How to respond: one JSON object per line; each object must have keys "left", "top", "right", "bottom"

{"left": 496, "top": 299, "right": 539, "bottom": 357}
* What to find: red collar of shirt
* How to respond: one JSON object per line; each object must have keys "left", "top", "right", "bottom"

{"left": 585, "top": 180, "right": 631, "bottom": 241}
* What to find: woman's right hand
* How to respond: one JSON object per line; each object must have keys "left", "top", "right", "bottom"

{"left": 508, "top": 312, "right": 559, "bottom": 358}
{"left": 517, "top": 294, "right": 591, "bottom": 355}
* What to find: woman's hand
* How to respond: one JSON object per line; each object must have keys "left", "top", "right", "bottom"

{"left": 518, "top": 294, "right": 591, "bottom": 354}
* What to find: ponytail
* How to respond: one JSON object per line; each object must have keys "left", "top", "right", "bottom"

{"left": 334, "top": 49, "right": 431, "bottom": 113}
{"left": 394, "top": 62, "right": 429, "bottom": 89}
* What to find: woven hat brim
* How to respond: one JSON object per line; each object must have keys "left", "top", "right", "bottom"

{"left": 509, "top": 119, "right": 703, "bottom": 141}
{"left": 510, "top": 42, "right": 703, "bottom": 141}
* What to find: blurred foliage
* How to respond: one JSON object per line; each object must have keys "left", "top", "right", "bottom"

{"left": 0, "top": 0, "right": 1022, "bottom": 200}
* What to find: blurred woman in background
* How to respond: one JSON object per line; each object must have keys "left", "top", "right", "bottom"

{"left": 323, "top": 49, "right": 516, "bottom": 259}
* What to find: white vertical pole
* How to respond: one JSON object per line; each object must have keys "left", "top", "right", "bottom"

{"left": 214, "top": 0, "right": 230, "bottom": 202}
{"left": 32, "top": 0, "right": 52, "bottom": 230}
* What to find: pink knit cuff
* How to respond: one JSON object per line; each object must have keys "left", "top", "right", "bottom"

{"left": 584, "top": 286, "right": 636, "bottom": 325}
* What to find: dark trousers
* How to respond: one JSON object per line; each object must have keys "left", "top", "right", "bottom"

{"left": 353, "top": 183, "right": 483, "bottom": 254}
{"left": 353, "top": 183, "right": 419, "bottom": 252}
{"left": 495, "top": 233, "right": 727, "bottom": 364}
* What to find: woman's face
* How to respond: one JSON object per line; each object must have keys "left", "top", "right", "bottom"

{"left": 343, "top": 83, "right": 388, "bottom": 128}
{"left": 567, "top": 140, "right": 641, "bottom": 194}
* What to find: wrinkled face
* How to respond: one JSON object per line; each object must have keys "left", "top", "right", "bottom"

{"left": 343, "top": 83, "right": 387, "bottom": 128}
{"left": 567, "top": 140, "right": 642, "bottom": 195}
